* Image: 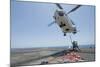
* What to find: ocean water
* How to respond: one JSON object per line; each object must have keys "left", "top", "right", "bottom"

{"left": 11, "top": 44, "right": 95, "bottom": 53}
{"left": 79, "top": 44, "right": 95, "bottom": 48}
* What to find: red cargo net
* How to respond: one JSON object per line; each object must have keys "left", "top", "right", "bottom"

{"left": 61, "top": 52, "right": 82, "bottom": 62}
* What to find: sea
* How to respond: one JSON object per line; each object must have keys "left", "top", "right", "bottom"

{"left": 11, "top": 44, "right": 95, "bottom": 53}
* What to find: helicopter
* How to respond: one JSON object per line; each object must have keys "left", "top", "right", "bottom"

{"left": 48, "top": 4, "right": 81, "bottom": 36}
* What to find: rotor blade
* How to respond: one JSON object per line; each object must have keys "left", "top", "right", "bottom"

{"left": 48, "top": 21, "right": 55, "bottom": 27}
{"left": 67, "top": 5, "right": 81, "bottom": 14}
{"left": 55, "top": 3, "right": 63, "bottom": 9}
{"left": 70, "top": 19, "right": 75, "bottom": 25}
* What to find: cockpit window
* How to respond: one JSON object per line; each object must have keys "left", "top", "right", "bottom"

{"left": 58, "top": 11, "right": 64, "bottom": 16}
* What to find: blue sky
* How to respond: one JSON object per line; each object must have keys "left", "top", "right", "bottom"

{"left": 11, "top": 1, "right": 95, "bottom": 48}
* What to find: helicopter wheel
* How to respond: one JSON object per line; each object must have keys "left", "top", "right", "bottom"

{"left": 64, "top": 33, "right": 66, "bottom": 36}
{"left": 73, "top": 32, "right": 76, "bottom": 34}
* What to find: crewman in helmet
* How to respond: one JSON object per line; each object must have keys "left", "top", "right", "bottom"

{"left": 72, "top": 41, "right": 80, "bottom": 51}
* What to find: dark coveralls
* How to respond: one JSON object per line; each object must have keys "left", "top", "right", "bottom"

{"left": 72, "top": 41, "right": 80, "bottom": 51}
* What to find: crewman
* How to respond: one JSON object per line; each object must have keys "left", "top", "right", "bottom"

{"left": 72, "top": 41, "right": 80, "bottom": 51}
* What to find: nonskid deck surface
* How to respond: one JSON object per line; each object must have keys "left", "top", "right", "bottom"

{"left": 11, "top": 47, "right": 95, "bottom": 67}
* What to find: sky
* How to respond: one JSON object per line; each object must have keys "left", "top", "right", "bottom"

{"left": 11, "top": 0, "right": 95, "bottom": 48}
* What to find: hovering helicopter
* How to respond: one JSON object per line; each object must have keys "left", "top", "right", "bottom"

{"left": 48, "top": 4, "right": 81, "bottom": 36}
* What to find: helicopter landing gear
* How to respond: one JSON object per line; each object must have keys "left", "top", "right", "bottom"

{"left": 73, "top": 31, "right": 77, "bottom": 34}
{"left": 64, "top": 33, "right": 66, "bottom": 36}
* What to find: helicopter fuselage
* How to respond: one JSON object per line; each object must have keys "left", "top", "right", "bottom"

{"left": 53, "top": 10, "right": 77, "bottom": 36}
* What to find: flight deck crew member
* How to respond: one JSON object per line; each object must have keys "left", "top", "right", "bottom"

{"left": 72, "top": 41, "right": 80, "bottom": 51}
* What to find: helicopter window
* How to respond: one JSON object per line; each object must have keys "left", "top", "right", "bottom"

{"left": 58, "top": 11, "right": 64, "bottom": 16}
